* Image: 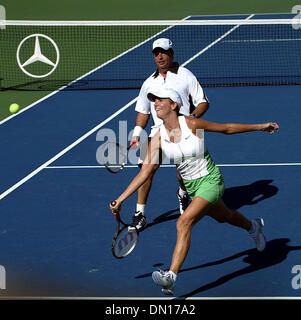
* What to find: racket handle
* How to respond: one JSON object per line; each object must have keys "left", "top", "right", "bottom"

{"left": 128, "top": 141, "right": 138, "bottom": 150}
{"left": 110, "top": 201, "right": 120, "bottom": 220}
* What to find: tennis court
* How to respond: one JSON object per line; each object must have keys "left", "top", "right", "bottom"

{"left": 0, "top": 13, "right": 301, "bottom": 299}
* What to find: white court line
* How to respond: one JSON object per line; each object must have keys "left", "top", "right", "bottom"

{"left": 0, "top": 98, "right": 137, "bottom": 200}
{"left": 0, "top": 15, "right": 254, "bottom": 200}
{"left": 0, "top": 90, "right": 65, "bottom": 126}
{"left": 181, "top": 14, "right": 254, "bottom": 67}
{"left": 45, "top": 162, "right": 301, "bottom": 169}
{"left": 223, "top": 38, "right": 301, "bottom": 42}
{"left": 218, "top": 162, "right": 301, "bottom": 167}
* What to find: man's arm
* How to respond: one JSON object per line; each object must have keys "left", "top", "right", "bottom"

{"left": 187, "top": 70, "right": 210, "bottom": 118}
{"left": 136, "top": 112, "right": 150, "bottom": 128}
{"left": 131, "top": 112, "right": 150, "bottom": 146}
{"left": 190, "top": 101, "right": 209, "bottom": 118}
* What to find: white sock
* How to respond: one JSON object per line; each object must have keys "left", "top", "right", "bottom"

{"left": 168, "top": 271, "right": 177, "bottom": 282}
{"left": 136, "top": 204, "right": 145, "bottom": 216}
{"left": 178, "top": 187, "right": 186, "bottom": 197}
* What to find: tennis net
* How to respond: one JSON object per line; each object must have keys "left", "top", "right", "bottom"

{"left": 0, "top": 18, "right": 300, "bottom": 91}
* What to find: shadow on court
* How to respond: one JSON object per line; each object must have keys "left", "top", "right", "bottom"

{"left": 135, "top": 239, "right": 301, "bottom": 297}
{"left": 136, "top": 179, "right": 282, "bottom": 294}
{"left": 143, "top": 179, "right": 278, "bottom": 231}
{"left": 178, "top": 238, "right": 301, "bottom": 298}
{"left": 144, "top": 209, "right": 180, "bottom": 230}
{"left": 222, "top": 179, "right": 278, "bottom": 210}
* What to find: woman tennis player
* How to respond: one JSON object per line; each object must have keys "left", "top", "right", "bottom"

{"left": 110, "top": 87, "right": 279, "bottom": 296}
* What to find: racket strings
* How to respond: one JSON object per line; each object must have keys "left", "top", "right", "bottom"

{"left": 101, "top": 142, "right": 127, "bottom": 173}
{"left": 113, "top": 227, "right": 138, "bottom": 258}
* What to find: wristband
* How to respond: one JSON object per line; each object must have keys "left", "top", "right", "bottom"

{"left": 132, "top": 126, "right": 143, "bottom": 137}
{"left": 190, "top": 113, "right": 198, "bottom": 118}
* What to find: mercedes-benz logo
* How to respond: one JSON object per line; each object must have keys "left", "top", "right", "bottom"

{"left": 16, "top": 34, "right": 60, "bottom": 78}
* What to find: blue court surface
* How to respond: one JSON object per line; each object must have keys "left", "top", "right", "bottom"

{"left": 0, "top": 14, "right": 301, "bottom": 299}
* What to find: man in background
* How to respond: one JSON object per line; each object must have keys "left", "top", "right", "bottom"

{"left": 129, "top": 38, "right": 210, "bottom": 232}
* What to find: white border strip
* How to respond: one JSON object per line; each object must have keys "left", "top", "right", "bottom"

{"left": 188, "top": 12, "right": 295, "bottom": 17}
{"left": 0, "top": 19, "right": 295, "bottom": 25}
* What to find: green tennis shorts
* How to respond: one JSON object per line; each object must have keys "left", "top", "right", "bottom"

{"left": 183, "top": 166, "right": 225, "bottom": 204}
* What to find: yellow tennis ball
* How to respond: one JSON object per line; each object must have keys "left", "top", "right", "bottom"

{"left": 9, "top": 103, "right": 20, "bottom": 114}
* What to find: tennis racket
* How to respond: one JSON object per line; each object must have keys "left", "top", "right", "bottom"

{"left": 111, "top": 201, "right": 139, "bottom": 259}
{"left": 99, "top": 141, "right": 135, "bottom": 173}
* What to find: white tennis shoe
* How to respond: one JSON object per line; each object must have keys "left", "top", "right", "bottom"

{"left": 249, "top": 218, "right": 266, "bottom": 252}
{"left": 152, "top": 270, "right": 175, "bottom": 296}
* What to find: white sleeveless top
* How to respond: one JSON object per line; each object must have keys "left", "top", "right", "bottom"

{"left": 160, "top": 116, "right": 211, "bottom": 180}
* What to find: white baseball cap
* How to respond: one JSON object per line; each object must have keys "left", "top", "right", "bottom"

{"left": 147, "top": 87, "right": 182, "bottom": 106}
{"left": 152, "top": 38, "right": 173, "bottom": 51}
